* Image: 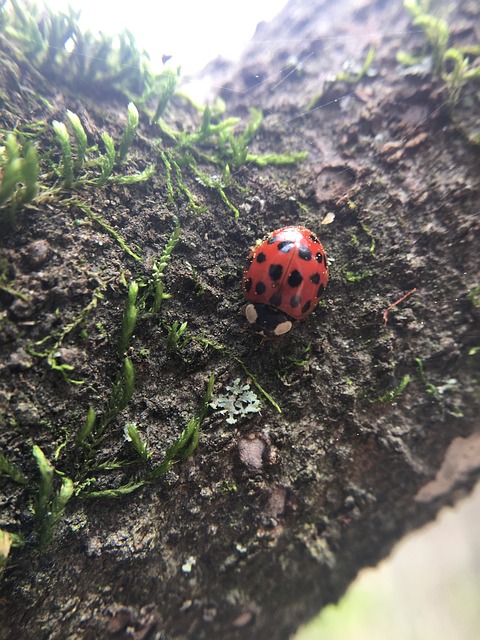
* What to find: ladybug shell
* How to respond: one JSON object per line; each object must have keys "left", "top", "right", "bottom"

{"left": 242, "top": 226, "right": 328, "bottom": 324}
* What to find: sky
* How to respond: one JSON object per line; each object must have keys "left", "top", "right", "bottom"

{"left": 44, "top": 0, "right": 288, "bottom": 76}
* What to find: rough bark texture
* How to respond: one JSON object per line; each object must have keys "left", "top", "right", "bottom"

{"left": 1, "top": 0, "right": 479, "bottom": 639}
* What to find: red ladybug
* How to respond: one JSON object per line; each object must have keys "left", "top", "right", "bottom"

{"left": 242, "top": 226, "right": 328, "bottom": 337}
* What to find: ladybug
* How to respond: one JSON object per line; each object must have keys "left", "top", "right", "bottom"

{"left": 242, "top": 226, "right": 328, "bottom": 337}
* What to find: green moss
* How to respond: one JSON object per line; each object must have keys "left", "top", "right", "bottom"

{"left": 360, "top": 222, "right": 376, "bottom": 256}
{"left": 161, "top": 373, "right": 214, "bottom": 462}
{"left": 76, "top": 406, "right": 96, "bottom": 447}
{"left": 0, "top": 453, "right": 28, "bottom": 485}
{"left": 29, "top": 285, "right": 105, "bottom": 384}
{"left": 0, "top": 530, "right": 24, "bottom": 574}
{"left": 1, "top": 104, "right": 154, "bottom": 228}
{"left": 166, "top": 105, "right": 306, "bottom": 172}
{"left": 157, "top": 106, "right": 307, "bottom": 216}
{"left": 118, "top": 102, "right": 140, "bottom": 163}
{"left": 69, "top": 200, "right": 143, "bottom": 262}
{"left": 52, "top": 120, "right": 74, "bottom": 187}
{"left": 124, "top": 423, "right": 150, "bottom": 461}
{"left": 3, "top": 1, "right": 309, "bottom": 224}
{"left": 149, "top": 68, "right": 180, "bottom": 123}
{"left": 1, "top": 0, "right": 154, "bottom": 99}
{"left": 415, "top": 357, "right": 438, "bottom": 396}
{"left": 165, "top": 320, "right": 190, "bottom": 352}
{"left": 399, "top": 0, "right": 480, "bottom": 111}
{"left": 0, "top": 256, "right": 29, "bottom": 300}
{"left": 467, "top": 285, "right": 480, "bottom": 308}
{"left": 0, "top": 133, "right": 39, "bottom": 224}
{"left": 102, "top": 357, "right": 136, "bottom": 434}
{"left": 32, "top": 445, "right": 74, "bottom": 548}
{"left": 402, "top": 0, "right": 448, "bottom": 75}
{"left": 336, "top": 46, "right": 376, "bottom": 83}
{"left": 344, "top": 269, "right": 373, "bottom": 283}
{"left": 307, "top": 47, "right": 375, "bottom": 109}
{"left": 277, "top": 344, "right": 312, "bottom": 386}
{"left": 118, "top": 280, "right": 139, "bottom": 355}
{"left": 81, "top": 373, "right": 215, "bottom": 496}
{"left": 150, "top": 218, "right": 181, "bottom": 311}
{"left": 220, "top": 480, "right": 238, "bottom": 494}
{"left": 377, "top": 374, "right": 411, "bottom": 403}
{"left": 192, "top": 335, "right": 281, "bottom": 413}
{"left": 191, "top": 167, "right": 240, "bottom": 218}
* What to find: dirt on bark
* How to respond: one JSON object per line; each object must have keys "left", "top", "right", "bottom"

{"left": 0, "top": 0, "right": 479, "bottom": 639}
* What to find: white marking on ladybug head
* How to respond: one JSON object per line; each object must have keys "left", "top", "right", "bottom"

{"left": 245, "top": 304, "right": 258, "bottom": 325}
{"left": 273, "top": 320, "right": 292, "bottom": 336}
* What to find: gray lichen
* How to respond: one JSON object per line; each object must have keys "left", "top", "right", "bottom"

{"left": 210, "top": 378, "right": 261, "bottom": 424}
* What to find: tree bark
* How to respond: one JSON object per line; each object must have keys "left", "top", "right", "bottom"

{"left": 1, "top": 0, "right": 479, "bottom": 638}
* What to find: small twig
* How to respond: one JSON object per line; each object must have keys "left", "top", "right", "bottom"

{"left": 383, "top": 288, "right": 417, "bottom": 325}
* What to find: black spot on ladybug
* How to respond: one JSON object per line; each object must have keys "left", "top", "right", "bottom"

{"left": 298, "top": 245, "right": 312, "bottom": 261}
{"left": 315, "top": 252, "right": 324, "bottom": 264}
{"left": 290, "top": 295, "right": 301, "bottom": 308}
{"left": 257, "top": 252, "right": 267, "bottom": 263}
{"left": 310, "top": 273, "right": 320, "bottom": 285}
{"left": 317, "top": 283, "right": 325, "bottom": 297}
{"left": 278, "top": 241, "right": 294, "bottom": 253}
{"left": 309, "top": 234, "right": 319, "bottom": 243}
{"left": 245, "top": 256, "right": 253, "bottom": 271}
{"left": 301, "top": 300, "right": 311, "bottom": 314}
{"left": 255, "top": 281, "right": 266, "bottom": 295}
{"left": 269, "top": 264, "right": 283, "bottom": 281}
{"left": 269, "top": 292, "right": 282, "bottom": 307}
{"left": 267, "top": 236, "right": 278, "bottom": 244}
{"left": 244, "top": 278, "right": 252, "bottom": 292}
{"left": 288, "top": 270, "right": 303, "bottom": 287}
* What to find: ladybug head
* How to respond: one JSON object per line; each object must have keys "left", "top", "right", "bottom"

{"left": 245, "top": 303, "right": 293, "bottom": 337}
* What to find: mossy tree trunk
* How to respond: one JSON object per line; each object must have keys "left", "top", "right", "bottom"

{"left": 1, "top": 0, "right": 479, "bottom": 638}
